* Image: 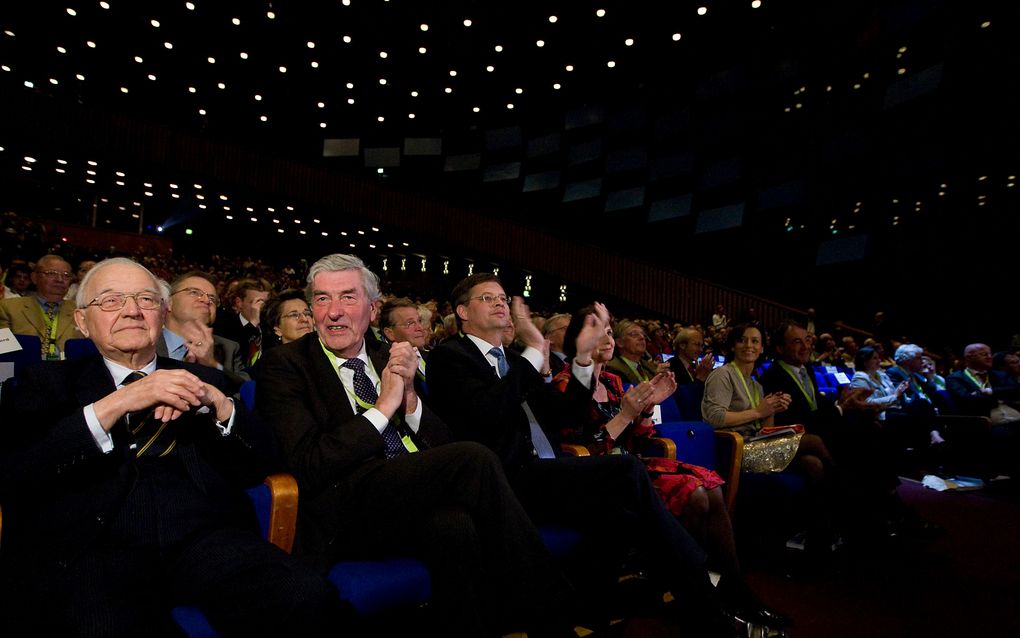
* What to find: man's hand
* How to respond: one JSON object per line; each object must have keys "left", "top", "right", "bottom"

{"left": 511, "top": 296, "right": 544, "bottom": 351}
{"left": 387, "top": 342, "right": 420, "bottom": 413}
{"left": 646, "top": 371, "right": 678, "bottom": 406}
{"left": 94, "top": 369, "right": 208, "bottom": 431}
{"left": 179, "top": 321, "right": 217, "bottom": 368}
{"left": 694, "top": 354, "right": 715, "bottom": 381}
{"left": 375, "top": 362, "right": 407, "bottom": 419}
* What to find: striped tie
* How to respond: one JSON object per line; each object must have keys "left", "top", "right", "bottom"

{"left": 122, "top": 371, "right": 177, "bottom": 458}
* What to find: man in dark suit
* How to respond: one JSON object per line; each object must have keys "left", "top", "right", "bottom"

{"left": 947, "top": 343, "right": 1020, "bottom": 478}
{"left": 759, "top": 320, "right": 845, "bottom": 438}
{"left": 157, "top": 270, "right": 249, "bottom": 395}
{"left": 669, "top": 326, "right": 715, "bottom": 386}
{"left": 0, "top": 257, "right": 342, "bottom": 637}
{"left": 542, "top": 312, "right": 572, "bottom": 378}
{"left": 378, "top": 296, "right": 430, "bottom": 399}
{"left": 427, "top": 273, "right": 741, "bottom": 638}
{"left": 255, "top": 254, "right": 573, "bottom": 637}
{"left": 215, "top": 278, "right": 269, "bottom": 368}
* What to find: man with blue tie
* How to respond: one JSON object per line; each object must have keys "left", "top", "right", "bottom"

{"left": 428, "top": 273, "right": 740, "bottom": 638}
{"left": 255, "top": 254, "right": 574, "bottom": 637}
{"left": 0, "top": 257, "right": 342, "bottom": 636}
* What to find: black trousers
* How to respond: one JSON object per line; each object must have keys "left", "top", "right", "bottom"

{"left": 10, "top": 459, "right": 343, "bottom": 638}
{"left": 322, "top": 441, "right": 574, "bottom": 637}
{"left": 508, "top": 454, "right": 725, "bottom": 632}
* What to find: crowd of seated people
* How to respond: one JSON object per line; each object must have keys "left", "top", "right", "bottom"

{"left": 4, "top": 234, "right": 1020, "bottom": 637}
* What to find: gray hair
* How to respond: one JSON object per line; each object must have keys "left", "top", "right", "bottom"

{"left": 306, "top": 253, "right": 381, "bottom": 302}
{"left": 542, "top": 313, "right": 572, "bottom": 336}
{"left": 893, "top": 343, "right": 923, "bottom": 364}
{"left": 75, "top": 257, "right": 167, "bottom": 308}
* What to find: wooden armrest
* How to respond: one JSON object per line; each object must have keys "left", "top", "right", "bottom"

{"left": 646, "top": 436, "right": 677, "bottom": 460}
{"left": 713, "top": 431, "right": 744, "bottom": 515}
{"left": 263, "top": 473, "right": 299, "bottom": 553}
{"left": 560, "top": 443, "right": 590, "bottom": 457}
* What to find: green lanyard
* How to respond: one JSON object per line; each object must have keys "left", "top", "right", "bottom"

{"left": 963, "top": 369, "right": 989, "bottom": 391}
{"left": 729, "top": 362, "right": 760, "bottom": 409}
{"left": 895, "top": 366, "right": 927, "bottom": 399}
{"left": 317, "top": 340, "right": 418, "bottom": 453}
{"left": 39, "top": 302, "right": 60, "bottom": 359}
{"left": 778, "top": 361, "right": 817, "bottom": 411}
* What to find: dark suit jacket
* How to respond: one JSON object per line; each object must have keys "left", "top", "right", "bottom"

{"left": 759, "top": 361, "right": 841, "bottom": 431}
{"left": 668, "top": 356, "right": 700, "bottom": 386}
{"left": 157, "top": 330, "right": 250, "bottom": 394}
{"left": 886, "top": 366, "right": 952, "bottom": 415}
{"left": 427, "top": 334, "right": 586, "bottom": 475}
{"left": 946, "top": 369, "right": 1020, "bottom": 417}
{"left": 255, "top": 332, "right": 450, "bottom": 553}
{"left": 0, "top": 356, "right": 272, "bottom": 578}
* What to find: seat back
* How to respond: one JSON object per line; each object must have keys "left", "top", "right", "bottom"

{"left": 239, "top": 379, "right": 256, "bottom": 411}
{"left": 63, "top": 338, "right": 99, "bottom": 360}
{"left": 655, "top": 421, "right": 716, "bottom": 469}
{"left": 672, "top": 383, "right": 705, "bottom": 421}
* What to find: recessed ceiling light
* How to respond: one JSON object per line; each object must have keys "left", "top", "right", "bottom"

{"left": 307, "top": 41, "right": 316, "bottom": 49}
{"left": 260, "top": 115, "right": 268, "bottom": 122}
{"left": 66, "top": 7, "right": 77, "bottom": 14}
{"left": 189, "top": 86, "right": 197, "bottom": 93}
{"left": 76, "top": 73, "right": 85, "bottom": 80}
{"left": 548, "top": 16, "right": 558, "bottom": 23}
{"left": 607, "top": 60, "right": 616, "bottom": 67}
{"left": 486, "top": 65, "right": 495, "bottom": 72}
{"left": 86, "top": 40, "right": 96, "bottom": 48}
{"left": 506, "top": 103, "right": 514, "bottom": 109}
{"left": 310, "top": 61, "right": 319, "bottom": 68}
{"left": 536, "top": 40, "right": 545, "bottom": 47}
{"left": 463, "top": 19, "right": 472, "bottom": 27}
{"left": 408, "top": 113, "right": 415, "bottom": 119}
{"left": 120, "top": 86, "right": 129, "bottom": 93}
{"left": 148, "top": 74, "right": 157, "bottom": 81}
{"left": 254, "top": 94, "right": 262, "bottom": 100}
{"left": 207, "top": 56, "right": 216, "bottom": 64}
{"left": 596, "top": 9, "right": 606, "bottom": 17}
{"left": 410, "top": 90, "right": 418, "bottom": 97}
{"left": 49, "top": 78, "right": 58, "bottom": 84}
{"left": 266, "top": 10, "right": 275, "bottom": 18}
{"left": 348, "top": 98, "right": 355, "bottom": 104}
{"left": 472, "top": 106, "right": 480, "bottom": 113}
{"left": 751, "top": 0, "right": 762, "bottom": 8}
{"left": 100, "top": 1, "right": 110, "bottom": 8}
{"left": 444, "top": 87, "right": 452, "bottom": 93}
{"left": 515, "top": 87, "right": 523, "bottom": 94}
{"left": 346, "top": 82, "right": 354, "bottom": 89}
{"left": 418, "top": 47, "right": 427, "bottom": 54}
{"left": 379, "top": 51, "right": 387, "bottom": 58}
{"left": 57, "top": 46, "right": 67, "bottom": 54}
{"left": 240, "top": 51, "right": 248, "bottom": 59}
{"left": 625, "top": 38, "right": 634, "bottom": 46}
{"left": 697, "top": 7, "right": 708, "bottom": 16}
{"left": 232, "top": 18, "right": 240, "bottom": 26}
{"left": 553, "top": 83, "right": 561, "bottom": 90}
{"left": 320, "top": 122, "right": 327, "bottom": 128}
{"left": 279, "top": 66, "right": 287, "bottom": 73}
{"left": 164, "top": 41, "right": 173, "bottom": 49}
{"left": 378, "top": 116, "right": 384, "bottom": 122}
{"left": 672, "top": 33, "right": 682, "bottom": 41}
{"left": 317, "top": 101, "right": 325, "bottom": 108}
{"left": 565, "top": 65, "right": 574, "bottom": 72}
{"left": 379, "top": 78, "right": 387, "bottom": 85}
{"left": 343, "top": 35, "right": 352, "bottom": 43}
{"left": 494, "top": 45, "right": 503, "bottom": 52}
{"left": 420, "top": 23, "right": 429, "bottom": 31}
{"left": 150, "top": 19, "right": 160, "bottom": 28}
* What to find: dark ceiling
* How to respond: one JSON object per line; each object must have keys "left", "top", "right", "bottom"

{"left": 2, "top": 0, "right": 1019, "bottom": 348}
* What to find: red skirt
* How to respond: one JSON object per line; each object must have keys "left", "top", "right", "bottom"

{"left": 643, "top": 457, "right": 725, "bottom": 517}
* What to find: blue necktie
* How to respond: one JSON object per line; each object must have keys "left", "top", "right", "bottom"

{"left": 342, "top": 358, "right": 405, "bottom": 458}
{"left": 489, "top": 347, "right": 510, "bottom": 377}
{"left": 491, "top": 347, "right": 556, "bottom": 459}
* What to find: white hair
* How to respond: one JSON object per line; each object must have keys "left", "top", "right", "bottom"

{"left": 305, "top": 253, "right": 381, "bottom": 302}
{"left": 75, "top": 257, "right": 167, "bottom": 308}
{"left": 893, "top": 343, "right": 923, "bottom": 364}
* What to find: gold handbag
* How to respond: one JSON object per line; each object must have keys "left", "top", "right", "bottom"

{"left": 740, "top": 426, "right": 804, "bottom": 473}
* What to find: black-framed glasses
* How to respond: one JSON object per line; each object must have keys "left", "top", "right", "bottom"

{"left": 172, "top": 287, "right": 219, "bottom": 306}
{"left": 86, "top": 291, "right": 163, "bottom": 312}
{"left": 469, "top": 293, "right": 509, "bottom": 306}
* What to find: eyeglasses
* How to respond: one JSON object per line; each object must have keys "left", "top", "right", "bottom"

{"left": 172, "top": 287, "right": 219, "bottom": 306}
{"left": 469, "top": 293, "right": 510, "bottom": 306}
{"left": 37, "top": 270, "right": 72, "bottom": 279}
{"left": 86, "top": 291, "right": 163, "bottom": 312}
{"left": 281, "top": 310, "right": 313, "bottom": 320}
{"left": 393, "top": 318, "right": 424, "bottom": 329}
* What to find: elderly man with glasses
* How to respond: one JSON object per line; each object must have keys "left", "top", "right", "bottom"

{"left": 0, "top": 257, "right": 346, "bottom": 636}
{"left": 0, "top": 254, "right": 80, "bottom": 359}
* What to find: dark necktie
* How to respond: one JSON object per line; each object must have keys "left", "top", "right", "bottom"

{"left": 121, "top": 371, "right": 177, "bottom": 458}
{"left": 491, "top": 347, "right": 556, "bottom": 459}
{"left": 341, "top": 358, "right": 405, "bottom": 458}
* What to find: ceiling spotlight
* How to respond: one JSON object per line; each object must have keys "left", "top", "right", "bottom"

{"left": 150, "top": 19, "right": 160, "bottom": 28}
{"left": 254, "top": 94, "right": 262, "bottom": 100}
{"left": 232, "top": 18, "right": 240, "bottom": 26}
{"left": 625, "top": 38, "right": 634, "bottom": 46}
{"left": 536, "top": 40, "right": 545, "bottom": 47}
{"left": 377, "top": 116, "right": 384, "bottom": 122}
{"left": 164, "top": 41, "right": 173, "bottom": 49}
{"left": 444, "top": 87, "right": 452, "bottom": 93}
{"left": 515, "top": 87, "right": 523, "bottom": 94}
{"left": 317, "top": 101, "right": 325, "bottom": 108}
{"left": 410, "top": 90, "right": 418, "bottom": 97}
{"left": 596, "top": 9, "right": 606, "bottom": 17}
{"left": 751, "top": 0, "right": 762, "bottom": 7}
{"left": 565, "top": 64, "right": 574, "bottom": 72}
{"left": 86, "top": 40, "right": 97, "bottom": 48}
{"left": 347, "top": 98, "right": 355, "bottom": 104}
{"left": 343, "top": 35, "right": 352, "bottom": 43}
{"left": 311, "top": 61, "right": 319, "bottom": 68}
{"left": 486, "top": 65, "right": 494, "bottom": 72}
{"left": 279, "top": 66, "right": 287, "bottom": 73}
{"left": 307, "top": 41, "right": 316, "bottom": 48}
{"left": 188, "top": 86, "right": 197, "bottom": 93}
{"left": 553, "top": 83, "right": 561, "bottom": 90}
{"left": 134, "top": 55, "right": 143, "bottom": 63}
{"left": 408, "top": 113, "right": 415, "bottom": 119}
{"left": 207, "top": 56, "right": 216, "bottom": 64}
{"left": 76, "top": 73, "right": 85, "bottom": 80}
{"left": 240, "top": 51, "right": 248, "bottom": 59}
{"left": 379, "top": 78, "right": 387, "bottom": 85}
{"left": 607, "top": 60, "right": 616, "bottom": 68}
{"left": 346, "top": 82, "right": 354, "bottom": 89}
{"left": 672, "top": 33, "right": 682, "bottom": 41}
{"left": 420, "top": 23, "right": 429, "bottom": 31}
{"left": 698, "top": 6, "right": 708, "bottom": 15}
{"left": 472, "top": 106, "right": 480, "bottom": 113}
{"left": 506, "top": 103, "right": 514, "bottom": 109}
{"left": 548, "top": 16, "right": 558, "bottom": 23}
{"left": 495, "top": 45, "right": 503, "bottom": 52}
{"left": 379, "top": 51, "right": 388, "bottom": 58}
{"left": 260, "top": 115, "right": 268, "bottom": 122}
{"left": 57, "top": 46, "right": 67, "bottom": 53}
